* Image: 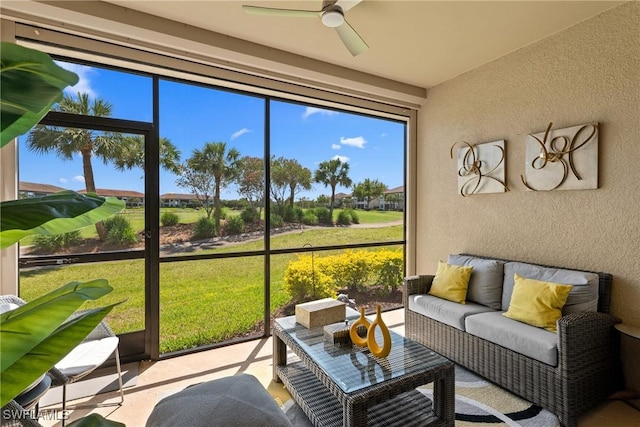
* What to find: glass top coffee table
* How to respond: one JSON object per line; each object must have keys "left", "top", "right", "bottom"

{"left": 273, "top": 315, "right": 454, "bottom": 427}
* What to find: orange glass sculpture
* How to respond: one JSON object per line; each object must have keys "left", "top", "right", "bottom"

{"left": 349, "top": 307, "right": 370, "bottom": 347}
{"left": 367, "top": 305, "right": 392, "bottom": 358}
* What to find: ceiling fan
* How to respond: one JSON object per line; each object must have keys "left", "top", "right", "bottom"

{"left": 242, "top": 0, "right": 368, "bottom": 56}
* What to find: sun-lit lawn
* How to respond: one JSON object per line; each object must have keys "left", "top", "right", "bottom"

{"left": 332, "top": 209, "right": 402, "bottom": 224}
{"left": 19, "top": 224, "right": 403, "bottom": 353}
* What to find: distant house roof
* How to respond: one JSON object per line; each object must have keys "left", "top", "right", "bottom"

{"left": 334, "top": 192, "right": 352, "bottom": 199}
{"left": 79, "top": 188, "right": 144, "bottom": 198}
{"left": 385, "top": 185, "right": 404, "bottom": 194}
{"left": 19, "top": 181, "right": 66, "bottom": 194}
{"left": 160, "top": 193, "right": 198, "bottom": 200}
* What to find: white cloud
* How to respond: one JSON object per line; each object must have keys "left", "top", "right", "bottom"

{"left": 57, "top": 62, "right": 97, "bottom": 98}
{"left": 380, "top": 132, "right": 388, "bottom": 138}
{"left": 331, "top": 144, "right": 341, "bottom": 150}
{"left": 340, "top": 136, "right": 366, "bottom": 149}
{"left": 302, "top": 107, "right": 338, "bottom": 119}
{"left": 73, "top": 175, "right": 85, "bottom": 183}
{"left": 231, "top": 128, "right": 251, "bottom": 140}
{"left": 332, "top": 155, "right": 350, "bottom": 163}
{"left": 59, "top": 178, "right": 68, "bottom": 184}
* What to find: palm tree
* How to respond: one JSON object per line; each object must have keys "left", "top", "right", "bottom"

{"left": 384, "top": 192, "right": 402, "bottom": 211}
{"left": 183, "top": 142, "right": 240, "bottom": 230}
{"left": 285, "top": 159, "right": 312, "bottom": 209}
{"left": 27, "top": 92, "right": 180, "bottom": 240}
{"left": 114, "top": 135, "right": 181, "bottom": 175}
{"left": 313, "top": 158, "right": 352, "bottom": 219}
{"left": 353, "top": 178, "right": 386, "bottom": 210}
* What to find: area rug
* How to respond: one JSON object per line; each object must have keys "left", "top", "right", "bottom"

{"left": 276, "top": 365, "right": 559, "bottom": 427}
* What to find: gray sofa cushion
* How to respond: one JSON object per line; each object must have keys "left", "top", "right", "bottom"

{"left": 409, "top": 294, "right": 494, "bottom": 331}
{"left": 448, "top": 254, "right": 505, "bottom": 309}
{"left": 502, "top": 262, "right": 599, "bottom": 314}
{"left": 465, "top": 311, "right": 559, "bottom": 366}
{"left": 146, "top": 374, "right": 292, "bottom": 427}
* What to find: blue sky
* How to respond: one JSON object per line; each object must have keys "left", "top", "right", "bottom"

{"left": 19, "top": 62, "right": 405, "bottom": 200}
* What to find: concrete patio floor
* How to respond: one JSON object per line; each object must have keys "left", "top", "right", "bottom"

{"left": 40, "top": 308, "right": 640, "bottom": 427}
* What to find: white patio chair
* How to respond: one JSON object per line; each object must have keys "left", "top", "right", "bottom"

{"left": 0, "top": 295, "right": 124, "bottom": 427}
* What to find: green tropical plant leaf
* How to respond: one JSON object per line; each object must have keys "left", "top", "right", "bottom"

{"left": 0, "top": 279, "right": 116, "bottom": 406}
{"left": 0, "top": 279, "right": 113, "bottom": 372}
{"left": 1, "top": 304, "right": 118, "bottom": 407}
{"left": 0, "top": 43, "right": 122, "bottom": 425}
{"left": 67, "top": 414, "right": 125, "bottom": 427}
{"left": 0, "top": 191, "right": 125, "bottom": 249}
{"left": 0, "top": 42, "right": 79, "bottom": 147}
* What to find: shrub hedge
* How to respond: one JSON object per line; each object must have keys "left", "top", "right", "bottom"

{"left": 284, "top": 249, "right": 403, "bottom": 302}
{"left": 226, "top": 215, "right": 245, "bottom": 235}
{"left": 315, "top": 207, "right": 333, "bottom": 225}
{"left": 336, "top": 210, "right": 351, "bottom": 226}
{"left": 33, "top": 230, "right": 82, "bottom": 252}
{"left": 160, "top": 211, "right": 180, "bottom": 227}
{"left": 103, "top": 215, "right": 137, "bottom": 246}
{"left": 193, "top": 217, "right": 216, "bottom": 239}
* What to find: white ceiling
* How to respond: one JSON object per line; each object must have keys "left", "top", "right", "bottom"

{"left": 98, "top": 0, "right": 622, "bottom": 89}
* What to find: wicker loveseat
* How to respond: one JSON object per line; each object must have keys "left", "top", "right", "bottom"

{"left": 403, "top": 254, "right": 622, "bottom": 427}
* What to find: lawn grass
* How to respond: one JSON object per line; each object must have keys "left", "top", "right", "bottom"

{"left": 332, "top": 209, "right": 402, "bottom": 224}
{"left": 19, "top": 224, "right": 403, "bottom": 353}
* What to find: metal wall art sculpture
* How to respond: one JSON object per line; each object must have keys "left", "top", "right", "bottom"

{"left": 450, "top": 140, "right": 508, "bottom": 197}
{"left": 521, "top": 122, "right": 598, "bottom": 191}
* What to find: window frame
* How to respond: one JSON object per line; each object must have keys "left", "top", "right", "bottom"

{"left": 14, "top": 28, "right": 414, "bottom": 361}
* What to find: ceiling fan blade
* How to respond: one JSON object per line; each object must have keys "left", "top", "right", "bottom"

{"left": 242, "top": 5, "right": 321, "bottom": 18}
{"left": 334, "top": 0, "right": 363, "bottom": 13}
{"left": 335, "top": 20, "right": 368, "bottom": 56}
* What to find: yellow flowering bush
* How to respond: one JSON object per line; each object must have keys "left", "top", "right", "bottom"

{"left": 319, "top": 250, "right": 376, "bottom": 292}
{"left": 372, "top": 249, "right": 404, "bottom": 293}
{"left": 283, "top": 255, "right": 335, "bottom": 301}
{"left": 283, "top": 249, "right": 404, "bottom": 302}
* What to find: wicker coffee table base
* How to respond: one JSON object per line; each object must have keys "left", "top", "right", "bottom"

{"left": 277, "top": 362, "right": 450, "bottom": 427}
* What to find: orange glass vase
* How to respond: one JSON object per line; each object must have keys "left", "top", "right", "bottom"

{"left": 367, "top": 305, "right": 391, "bottom": 358}
{"left": 349, "top": 307, "right": 370, "bottom": 347}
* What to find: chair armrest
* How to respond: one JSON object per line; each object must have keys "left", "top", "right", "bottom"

{"left": 47, "top": 366, "right": 70, "bottom": 387}
{"left": 403, "top": 275, "right": 434, "bottom": 307}
{"left": 557, "top": 311, "right": 621, "bottom": 371}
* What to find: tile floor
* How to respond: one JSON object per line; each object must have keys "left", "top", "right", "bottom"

{"left": 40, "top": 309, "right": 640, "bottom": 427}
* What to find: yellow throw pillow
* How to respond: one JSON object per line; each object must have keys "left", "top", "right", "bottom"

{"left": 503, "top": 273, "right": 573, "bottom": 332}
{"left": 428, "top": 261, "right": 473, "bottom": 304}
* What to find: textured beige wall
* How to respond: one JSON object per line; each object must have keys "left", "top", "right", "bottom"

{"left": 416, "top": 2, "right": 640, "bottom": 384}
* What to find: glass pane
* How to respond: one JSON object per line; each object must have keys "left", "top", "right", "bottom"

{"left": 158, "top": 80, "right": 266, "bottom": 257}
{"left": 55, "top": 60, "right": 152, "bottom": 122}
{"left": 19, "top": 259, "right": 145, "bottom": 334}
{"left": 19, "top": 127, "right": 146, "bottom": 256}
{"left": 159, "top": 257, "right": 265, "bottom": 353}
{"left": 269, "top": 100, "right": 405, "bottom": 251}
{"left": 271, "top": 245, "right": 404, "bottom": 321}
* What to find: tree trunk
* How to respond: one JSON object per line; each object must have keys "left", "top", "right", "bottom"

{"left": 82, "top": 150, "right": 108, "bottom": 242}
{"left": 329, "top": 185, "right": 336, "bottom": 220}
{"left": 288, "top": 184, "right": 295, "bottom": 208}
{"left": 214, "top": 177, "right": 221, "bottom": 233}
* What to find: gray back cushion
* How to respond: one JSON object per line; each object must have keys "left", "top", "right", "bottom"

{"left": 502, "top": 262, "right": 599, "bottom": 313}
{"left": 448, "top": 254, "right": 505, "bottom": 310}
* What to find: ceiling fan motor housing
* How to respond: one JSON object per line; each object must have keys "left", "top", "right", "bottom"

{"left": 321, "top": 6, "right": 345, "bottom": 27}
